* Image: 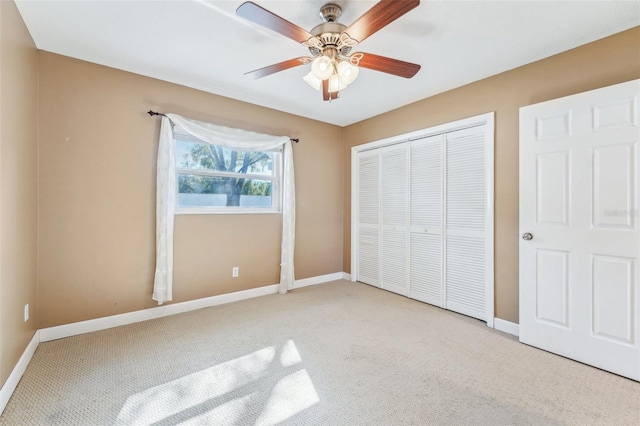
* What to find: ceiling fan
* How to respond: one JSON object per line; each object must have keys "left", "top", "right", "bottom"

{"left": 236, "top": 0, "right": 421, "bottom": 101}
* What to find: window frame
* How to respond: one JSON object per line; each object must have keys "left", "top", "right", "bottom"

{"left": 173, "top": 134, "right": 283, "bottom": 215}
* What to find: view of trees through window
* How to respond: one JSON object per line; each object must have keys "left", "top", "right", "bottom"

{"left": 176, "top": 138, "right": 276, "bottom": 208}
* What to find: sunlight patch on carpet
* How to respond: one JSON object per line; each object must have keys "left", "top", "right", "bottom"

{"left": 115, "top": 340, "right": 318, "bottom": 425}
{"left": 255, "top": 369, "right": 320, "bottom": 425}
{"left": 177, "top": 394, "right": 254, "bottom": 425}
{"left": 280, "top": 339, "right": 302, "bottom": 367}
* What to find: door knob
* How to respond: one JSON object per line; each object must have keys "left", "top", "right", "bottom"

{"left": 522, "top": 232, "right": 533, "bottom": 241}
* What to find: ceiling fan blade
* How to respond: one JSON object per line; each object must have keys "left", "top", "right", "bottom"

{"left": 344, "top": 0, "right": 420, "bottom": 43}
{"left": 237, "top": 2, "right": 313, "bottom": 43}
{"left": 322, "top": 80, "right": 340, "bottom": 101}
{"left": 353, "top": 52, "right": 421, "bottom": 78}
{"left": 322, "top": 80, "right": 330, "bottom": 101}
{"left": 244, "top": 57, "right": 309, "bottom": 79}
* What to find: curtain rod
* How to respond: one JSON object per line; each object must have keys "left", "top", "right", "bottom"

{"left": 147, "top": 110, "right": 299, "bottom": 143}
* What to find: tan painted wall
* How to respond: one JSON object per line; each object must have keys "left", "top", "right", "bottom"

{"left": 343, "top": 27, "right": 640, "bottom": 323}
{"left": 0, "top": 0, "right": 38, "bottom": 386}
{"left": 37, "top": 53, "right": 343, "bottom": 328}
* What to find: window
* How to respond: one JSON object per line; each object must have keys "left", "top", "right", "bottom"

{"left": 174, "top": 130, "right": 281, "bottom": 213}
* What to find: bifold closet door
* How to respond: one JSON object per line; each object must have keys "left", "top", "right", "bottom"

{"left": 409, "top": 135, "right": 444, "bottom": 306}
{"left": 354, "top": 115, "right": 493, "bottom": 324}
{"left": 445, "top": 126, "right": 488, "bottom": 320}
{"left": 357, "top": 149, "right": 380, "bottom": 287}
{"left": 380, "top": 143, "right": 409, "bottom": 296}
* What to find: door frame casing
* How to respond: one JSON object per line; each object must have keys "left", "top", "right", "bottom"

{"left": 350, "top": 112, "right": 495, "bottom": 327}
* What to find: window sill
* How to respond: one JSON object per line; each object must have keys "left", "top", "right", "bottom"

{"left": 175, "top": 208, "right": 281, "bottom": 215}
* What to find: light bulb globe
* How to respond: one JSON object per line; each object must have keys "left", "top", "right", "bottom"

{"left": 338, "top": 61, "right": 359, "bottom": 85}
{"left": 311, "top": 56, "right": 334, "bottom": 80}
{"left": 328, "top": 74, "right": 346, "bottom": 93}
{"left": 303, "top": 71, "right": 322, "bottom": 91}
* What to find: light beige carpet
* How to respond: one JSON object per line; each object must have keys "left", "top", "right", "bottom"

{"left": 1, "top": 281, "right": 638, "bottom": 425}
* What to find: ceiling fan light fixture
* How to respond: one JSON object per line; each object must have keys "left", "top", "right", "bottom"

{"left": 237, "top": 1, "right": 422, "bottom": 101}
{"left": 303, "top": 71, "right": 322, "bottom": 91}
{"left": 337, "top": 60, "right": 359, "bottom": 85}
{"left": 311, "top": 56, "right": 334, "bottom": 80}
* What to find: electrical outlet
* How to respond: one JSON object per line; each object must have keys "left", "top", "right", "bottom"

{"left": 24, "top": 304, "right": 29, "bottom": 322}
{"left": 232, "top": 267, "right": 239, "bottom": 278}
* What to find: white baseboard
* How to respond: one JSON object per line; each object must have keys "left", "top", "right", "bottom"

{"left": 494, "top": 318, "right": 519, "bottom": 337}
{"left": 342, "top": 272, "right": 352, "bottom": 281}
{"left": 0, "top": 331, "right": 39, "bottom": 415}
{"left": 293, "top": 272, "right": 344, "bottom": 289}
{"left": 39, "top": 283, "right": 280, "bottom": 342}
{"left": 40, "top": 272, "right": 346, "bottom": 342}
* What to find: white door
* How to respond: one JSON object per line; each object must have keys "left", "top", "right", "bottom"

{"left": 380, "top": 143, "right": 409, "bottom": 296}
{"left": 519, "top": 79, "right": 640, "bottom": 380}
{"left": 410, "top": 135, "right": 444, "bottom": 306}
{"left": 357, "top": 149, "right": 380, "bottom": 287}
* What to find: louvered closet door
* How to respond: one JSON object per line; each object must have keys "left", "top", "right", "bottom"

{"left": 410, "top": 135, "right": 444, "bottom": 306}
{"left": 445, "top": 126, "right": 488, "bottom": 320}
{"left": 380, "top": 143, "right": 409, "bottom": 296}
{"left": 357, "top": 150, "right": 380, "bottom": 287}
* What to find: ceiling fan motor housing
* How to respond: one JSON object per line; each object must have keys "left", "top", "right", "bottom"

{"left": 306, "top": 4, "right": 353, "bottom": 57}
{"left": 319, "top": 3, "right": 342, "bottom": 22}
{"left": 309, "top": 22, "right": 350, "bottom": 56}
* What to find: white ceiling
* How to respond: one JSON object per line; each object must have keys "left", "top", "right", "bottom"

{"left": 15, "top": 0, "right": 640, "bottom": 126}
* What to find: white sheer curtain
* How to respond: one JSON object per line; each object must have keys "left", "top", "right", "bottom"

{"left": 153, "top": 113, "right": 296, "bottom": 304}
